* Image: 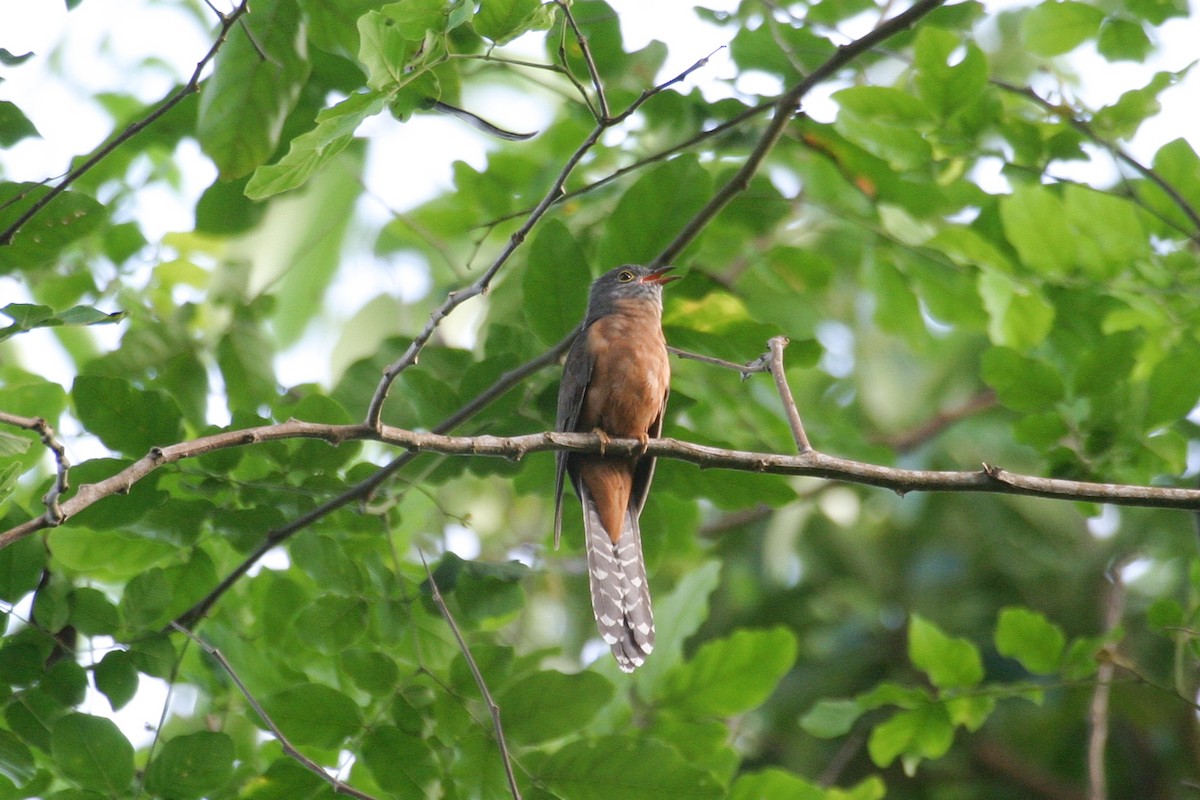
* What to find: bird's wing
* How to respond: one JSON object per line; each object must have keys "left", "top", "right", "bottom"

{"left": 553, "top": 328, "right": 594, "bottom": 548}
{"left": 631, "top": 387, "right": 668, "bottom": 515}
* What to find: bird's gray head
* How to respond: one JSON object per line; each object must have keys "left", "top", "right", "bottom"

{"left": 585, "top": 265, "right": 679, "bottom": 320}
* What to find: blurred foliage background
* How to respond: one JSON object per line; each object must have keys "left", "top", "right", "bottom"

{"left": 2, "top": 0, "right": 1200, "bottom": 797}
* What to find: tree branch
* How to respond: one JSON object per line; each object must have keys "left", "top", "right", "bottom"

{"left": 766, "top": 336, "right": 812, "bottom": 452}
{"left": 0, "top": 411, "right": 70, "bottom": 525}
{"left": 421, "top": 554, "right": 521, "bottom": 800}
{"left": 0, "top": 1, "right": 251, "bottom": 245}
{"left": 171, "top": 624, "right": 378, "bottom": 800}
{"left": 6, "top": 419, "right": 1200, "bottom": 549}
{"left": 654, "top": 0, "right": 948, "bottom": 265}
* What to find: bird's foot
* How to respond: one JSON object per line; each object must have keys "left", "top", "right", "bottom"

{"left": 637, "top": 432, "right": 650, "bottom": 455}
{"left": 592, "top": 428, "right": 611, "bottom": 456}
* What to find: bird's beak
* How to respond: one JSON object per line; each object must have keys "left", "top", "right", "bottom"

{"left": 640, "top": 266, "right": 681, "bottom": 285}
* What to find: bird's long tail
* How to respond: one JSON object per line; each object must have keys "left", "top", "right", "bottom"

{"left": 580, "top": 483, "right": 655, "bottom": 671}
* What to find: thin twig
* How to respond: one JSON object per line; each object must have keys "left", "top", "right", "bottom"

{"left": 0, "top": 411, "right": 70, "bottom": 524}
{"left": 0, "top": 1, "right": 251, "bottom": 245}
{"left": 554, "top": 0, "right": 609, "bottom": 121}
{"left": 363, "top": 50, "right": 717, "bottom": 430}
{"left": 766, "top": 336, "right": 812, "bottom": 452}
{"left": 667, "top": 344, "right": 772, "bottom": 379}
{"left": 420, "top": 553, "right": 521, "bottom": 800}
{"left": 1088, "top": 562, "right": 1129, "bottom": 800}
{"left": 653, "top": 0, "right": 948, "bottom": 266}
{"left": 170, "top": 623, "right": 379, "bottom": 800}
{"left": 170, "top": 334, "right": 573, "bottom": 631}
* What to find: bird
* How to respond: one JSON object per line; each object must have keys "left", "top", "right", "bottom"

{"left": 553, "top": 264, "right": 679, "bottom": 672}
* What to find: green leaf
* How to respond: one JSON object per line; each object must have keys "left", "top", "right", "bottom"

{"left": 357, "top": 10, "right": 420, "bottom": 91}
{"left": 0, "top": 535, "right": 44, "bottom": 603}
{"left": 93, "top": 650, "right": 139, "bottom": 712}
{"left": 197, "top": 0, "right": 311, "bottom": 179}
{"left": 0, "top": 184, "right": 108, "bottom": 274}
{"left": 1000, "top": 184, "right": 1075, "bottom": 275}
{"left": 0, "top": 101, "right": 38, "bottom": 146}
{"left": 260, "top": 683, "right": 362, "bottom": 749}
{"left": 360, "top": 725, "right": 438, "bottom": 794}
{"left": 293, "top": 595, "right": 368, "bottom": 653}
{"left": 597, "top": 155, "right": 713, "bottom": 267}
{"left": 1021, "top": 1, "right": 1105, "bottom": 56}
{"left": 1097, "top": 17, "right": 1153, "bottom": 61}
{"left": 980, "top": 347, "right": 1064, "bottom": 413}
{"left": 0, "top": 304, "right": 125, "bottom": 342}
{"left": 51, "top": 713, "right": 134, "bottom": 793}
{"left": 474, "top": 0, "right": 544, "bottom": 44}
{"left": 867, "top": 704, "right": 954, "bottom": 769}
{"left": 496, "top": 670, "right": 614, "bottom": 743}
{"left": 246, "top": 91, "right": 386, "bottom": 200}
{"left": 145, "top": 731, "right": 235, "bottom": 800}
{"left": 1146, "top": 341, "right": 1200, "bottom": 428}
{"left": 730, "top": 769, "right": 824, "bottom": 800}
{"left": 67, "top": 587, "right": 119, "bottom": 636}
{"left": 660, "top": 627, "right": 797, "bottom": 715}
{"left": 522, "top": 220, "right": 591, "bottom": 346}
{"left": 908, "top": 615, "right": 983, "bottom": 689}
{"left": 71, "top": 375, "right": 183, "bottom": 455}
{"left": 995, "top": 607, "right": 1067, "bottom": 674}
{"left": 801, "top": 698, "right": 865, "bottom": 738}
{"left": 628, "top": 560, "right": 721, "bottom": 688}
{"left": 0, "top": 729, "right": 36, "bottom": 787}
{"left": 339, "top": 650, "right": 400, "bottom": 697}
{"left": 1092, "top": 69, "right": 1188, "bottom": 141}
{"left": 535, "top": 736, "right": 723, "bottom": 800}
{"left": 913, "top": 27, "right": 988, "bottom": 118}
{"left": 120, "top": 568, "right": 173, "bottom": 631}
{"left": 976, "top": 271, "right": 1055, "bottom": 350}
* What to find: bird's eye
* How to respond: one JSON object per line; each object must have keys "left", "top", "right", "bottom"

{"left": 617, "top": 270, "right": 635, "bottom": 282}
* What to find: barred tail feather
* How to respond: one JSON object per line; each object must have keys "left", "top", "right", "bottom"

{"left": 580, "top": 486, "right": 655, "bottom": 672}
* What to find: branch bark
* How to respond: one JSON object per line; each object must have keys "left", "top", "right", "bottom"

{"left": 5, "top": 419, "right": 1199, "bottom": 548}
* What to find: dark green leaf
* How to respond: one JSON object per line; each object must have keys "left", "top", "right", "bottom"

{"left": 51, "top": 714, "right": 134, "bottom": 793}
{"left": 66, "top": 588, "right": 119, "bottom": 636}
{"left": 496, "top": 670, "right": 614, "bottom": 743}
{"left": 981, "top": 347, "right": 1064, "bottom": 412}
{"left": 93, "top": 650, "right": 139, "bottom": 712}
{"left": 474, "top": 0, "right": 544, "bottom": 44}
{"left": 535, "top": 736, "right": 723, "bottom": 800}
{"left": 340, "top": 650, "right": 399, "bottom": 697}
{"left": 0, "top": 729, "right": 36, "bottom": 786}
{"left": 260, "top": 683, "right": 362, "bottom": 748}
{"left": 71, "top": 375, "right": 183, "bottom": 455}
{"left": 0, "top": 102, "right": 38, "bottom": 146}
{"left": 360, "top": 725, "right": 438, "bottom": 794}
{"left": 522, "top": 219, "right": 591, "bottom": 347}
{"left": 0, "top": 535, "right": 44, "bottom": 603}
{"left": 1097, "top": 17, "right": 1153, "bottom": 61}
{"left": 597, "top": 155, "right": 713, "bottom": 267}
{"left": 293, "top": 595, "right": 368, "bottom": 653}
{"left": 659, "top": 627, "right": 797, "bottom": 715}
{"left": 0, "top": 184, "right": 107, "bottom": 274}
{"left": 197, "top": 0, "right": 312, "bottom": 178}
{"left": 145, "top": 731, "right": 235, "bottom": 800}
